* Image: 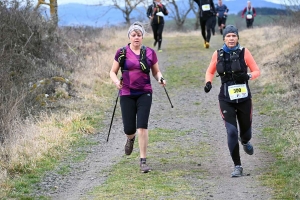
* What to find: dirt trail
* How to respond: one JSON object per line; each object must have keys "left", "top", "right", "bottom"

{"left": 34, "top": 35, "right": 273, "bottom": 200}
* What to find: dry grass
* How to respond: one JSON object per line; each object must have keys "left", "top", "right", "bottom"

{"left": 70, "top": 28, "right": 127, "bottom": 99}
{"left": 240, "top": 26, "right": 295, "bottom": 64}
{"left": 240, "top": 26, "right": 300, "bottom": 91}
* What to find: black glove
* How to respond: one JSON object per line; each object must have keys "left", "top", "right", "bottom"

{"left": 204, "top": 81, "right": 212, "bottom": 93}
{"left": 232, "top": 73, "right": 249, "bottom": 83}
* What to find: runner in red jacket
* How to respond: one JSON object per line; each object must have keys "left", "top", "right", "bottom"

{"left": 241, "top": 1, "right": 256, "bottom": 28}
{"left": 204, "top": 25, "right": 260, "bottom": 177}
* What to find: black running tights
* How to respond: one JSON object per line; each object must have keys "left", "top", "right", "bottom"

{"left": 151, "top": 23, "right": 164, "bottom": 49}
{"left": 200, "top": 16, "right": 214, "bottom": 43}
{"left": 219, "top": 99, "right": 253, "bottom": 166}
{"left": 120, "top": 93, "right": 152, "bottom": 135}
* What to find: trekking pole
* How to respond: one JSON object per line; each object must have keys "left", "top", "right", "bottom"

{"left": 106, "top": 78, "right": 122, "bottom": 142}
{"left": 160, "top": 77, "right": 174, "bottom": 108}
{"left": 106, "top": 91, "right": 119, "bottom": 142}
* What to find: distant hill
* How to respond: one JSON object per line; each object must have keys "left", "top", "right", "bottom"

{"left": 218, "top": 0, "right": 285, "bottom": 14}
{"left": 46, "top": 0, "right": 286, "bottom": 27}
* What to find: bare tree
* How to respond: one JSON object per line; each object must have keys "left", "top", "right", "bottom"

{"left": 104, "top": 0, "right": 145, "bottom": 25}
{"left": 165, "top": 0, "right": 194, "bottom": 30}
{"left": 35, "top": 0, "right": 58, "bottom": 27}
{"left": 191, "top": 0, "right": 200, "bottom": 30}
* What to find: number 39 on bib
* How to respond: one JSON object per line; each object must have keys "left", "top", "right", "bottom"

{"left": 228, "top": 84, "right": 248, "bottom": 100}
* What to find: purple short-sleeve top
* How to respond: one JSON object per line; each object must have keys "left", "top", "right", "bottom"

{"left": 114, "top": 44, "right": 158, "bottom": 96}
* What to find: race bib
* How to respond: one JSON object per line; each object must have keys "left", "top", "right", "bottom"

{"left": 202, "top": 4, "right": 211, "bottom": 11}
{"left": 246, "top": 14, "right": 253, "bottom": 19}
{"left": 228, "top": 84, "right": 248, "bottom": 100}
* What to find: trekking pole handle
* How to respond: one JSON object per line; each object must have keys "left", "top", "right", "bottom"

{"left": 160, "top": 77, "right": 174, "bottom": 108}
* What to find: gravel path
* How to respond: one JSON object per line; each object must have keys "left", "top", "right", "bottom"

{"left": 33, "top": 35, "right": 273, "bottom": 200}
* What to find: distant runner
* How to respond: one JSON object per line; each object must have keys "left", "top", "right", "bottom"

{"left": 241, "top": 1, "right": 256, "bottom": 28}
{"left": 215, "top": 0, "right": 229, "bottom": 34}
{"left": 204, "top": 25, "right": 260, "bottom": 177}
{"left": 148, "top": 0, "right": 169, "bottom": 52}
{"left": 194, "top": 0, "right": 216, "bottom": 48}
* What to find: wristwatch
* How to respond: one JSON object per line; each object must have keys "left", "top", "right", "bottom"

{"left": 248, "top": 73, "right": 252, "bottom": 80}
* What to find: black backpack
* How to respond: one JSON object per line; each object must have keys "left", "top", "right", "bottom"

{"left": 118, "top": 45, "right": 150, "bottom": 74}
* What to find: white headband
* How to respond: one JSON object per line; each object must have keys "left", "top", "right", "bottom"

{"left": 127, "top": 22, "right": 145, "bottom": 38}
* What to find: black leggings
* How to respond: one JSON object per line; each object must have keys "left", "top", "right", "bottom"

{"left": 200, "top": 16, "right": 214, "bottom": 43}
{"left": 219, "top": 99, "right": 252, "bottom": 166}
{"left": 246, "top": 19, "right": 254, "bottom": 28}
{"left": 120, "top": 93, "right": 152, "bottom": 135}
{"left": 211, "top": 17, "right": 216, "bottom": 35}
{"left": 152, "top": 23, "right": 164, "bottom": 49}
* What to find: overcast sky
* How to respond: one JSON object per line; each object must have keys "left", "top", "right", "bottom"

{"left": 31, "top": 0, "right": 287, "bottom": 6}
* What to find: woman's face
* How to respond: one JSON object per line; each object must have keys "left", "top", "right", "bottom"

{"left": 224, "top": 33, "right": 238, "bottom": 48}
{"left": 129, "top": 30, "right": 143, "bottom": 47}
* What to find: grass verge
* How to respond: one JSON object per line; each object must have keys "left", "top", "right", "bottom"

{"left": 0, "top": 87, "right": 115, "bottom": 199}
{"left": 253, "top": 67, "right": 300, "bottom": 200}
{"left": 2, "top": 134, "right": 98, "bottom": 199}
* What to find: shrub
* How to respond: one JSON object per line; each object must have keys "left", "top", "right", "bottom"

{"left": 0, "top": 1, "right": 72, "bottom": 143}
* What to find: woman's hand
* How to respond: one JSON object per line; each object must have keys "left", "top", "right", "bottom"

{"left": 159, "top": 77, "right": 166, "bottom": 86}
{"left": 114, "top": 78, "right": 123, "bottom": 89}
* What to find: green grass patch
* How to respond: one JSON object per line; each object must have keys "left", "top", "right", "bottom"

{"left": 3, "top": 156, "right": 58, "bottom": 199}
{"left": 144, "top": 35, "right": 215, "bottom": 89}
{"left": 90, "top": 128, "right": 210, "bottom": 199}
{"left": 260, "top": 158, "right": 300, "bottom": 199}
{"left": 261, "top": 84, "right": 286, "bottom": 95}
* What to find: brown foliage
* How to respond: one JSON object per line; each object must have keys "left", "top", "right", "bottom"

{"left": 0, "top": 1, "right": 73, "bottom": 143}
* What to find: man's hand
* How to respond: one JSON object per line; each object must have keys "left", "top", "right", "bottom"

{"left": 204, "top": 81, "right": 212, "bottom": 93}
